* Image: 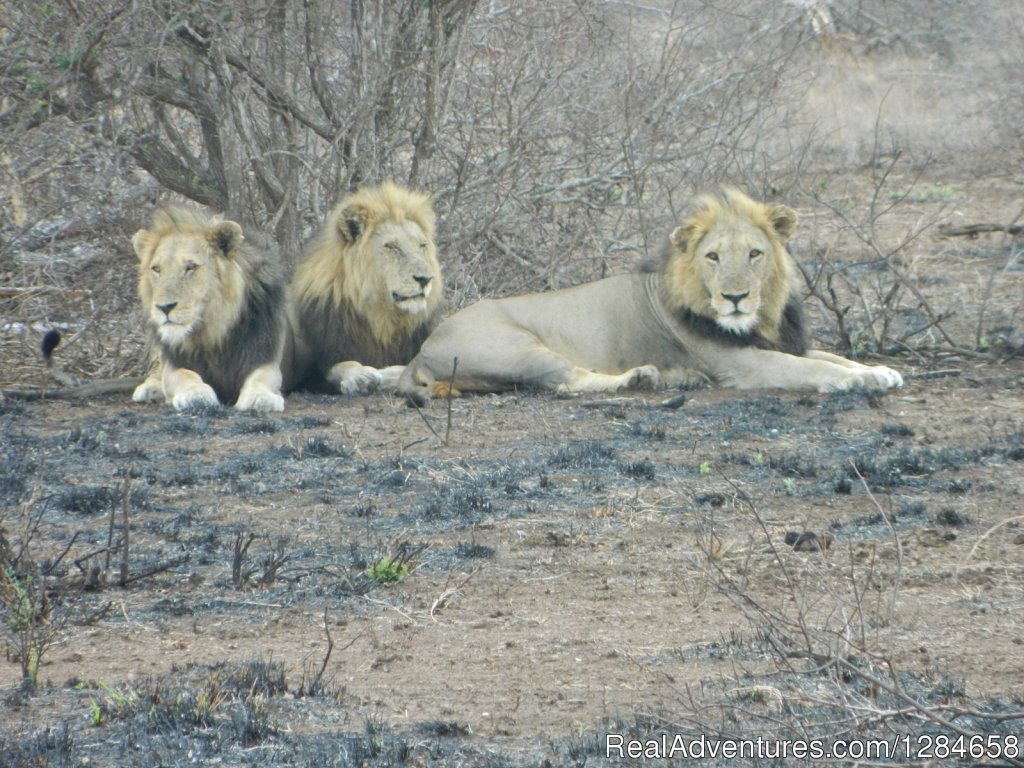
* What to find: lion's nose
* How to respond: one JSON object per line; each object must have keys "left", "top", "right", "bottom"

{"left": 157, "top": 301, "right": 177, "bottom": 317}
{"left": 414, "top": 275, "right": 433, "bottom": 289}
{"left": 721, "top": 291, "right": 749, "bottom": 309}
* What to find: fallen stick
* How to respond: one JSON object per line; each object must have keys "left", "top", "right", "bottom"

{"left": 938, "top": 222, "right": 1024, "bottom": 238}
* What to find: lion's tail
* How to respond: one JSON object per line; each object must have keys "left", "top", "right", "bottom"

{"left": 42, "top": 330, "right": 79, "bottom": 387}
{"left": 0, "top": 330, "right": 142, "bottom": 402}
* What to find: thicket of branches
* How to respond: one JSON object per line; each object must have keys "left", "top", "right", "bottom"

{"left": 2, "top": 0, "right": 1019, "bottom": 365}
{"left": 1, "top": 1, "right": 811, "bottom": 296}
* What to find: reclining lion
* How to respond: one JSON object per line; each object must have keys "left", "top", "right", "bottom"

{"left": 398, "top": 187, "right": 902, "bottom": 403}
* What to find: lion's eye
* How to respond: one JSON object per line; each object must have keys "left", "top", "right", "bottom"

{"left": 705, "top": 252, "right": 719, "bottom": 263}
{"left": 385, "top": 242, "right": 400, "bottom": 253}
{"left": 419, "top": 241, "right": 428, "bottom": 250}
{"left": 184, "top": 262, "right": 198, "bottom": 275}
{"left": 151, "top": 265, "right": 161, "bottom": 275}
{"left": 749, "top": 249, "right": 763, "bottom": 260}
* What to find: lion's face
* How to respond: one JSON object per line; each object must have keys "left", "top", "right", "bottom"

{"left": 691, "top": 217, "right": 780, "bottom": 333}
{"left": 134, "top": 221, "right": 246, "bottom": 347}
{"left": 290, "top": 183, "right": 443, "bottom": 358}
{"left": 667, "top": 191, "right": 797, "bottom": 337}
{"left": 359, "top": 218, "right": 439, "bottom": 317}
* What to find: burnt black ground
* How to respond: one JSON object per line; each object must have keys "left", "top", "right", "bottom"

{"left": 2, "top": 362, "right": 1023, "bottom": 766}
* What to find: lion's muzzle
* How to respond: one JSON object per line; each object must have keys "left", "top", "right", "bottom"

{"left": 721, "top": 291, "right": 749, "bottom": 310}
{"left": 391, "top": 274, "right": 433, "bottom": 310}
{"left": 156, "top": 301, "right": 178, "bottom": 319}
{"left": 152, "top": 300, "right": 197, "bottom": 344}
{"left": 713, "top": 290, "right": 759, "bottom": 333}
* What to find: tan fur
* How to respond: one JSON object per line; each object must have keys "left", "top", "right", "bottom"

{"left": 132, "top": 207, "right": 286, "bottom": 412}
{"left": 286, "top": 182, "right": 443, "bottom": 394}
{"left": 399, "top": 188, "right": 903, "bottom": 402}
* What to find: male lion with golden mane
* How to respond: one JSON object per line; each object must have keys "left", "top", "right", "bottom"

{"left": 284, "top": 182, "right": 443, "bottom": 394}
{"left": 131, "top": 207, "right": 287, "bottom": 412}
{"left": 399, "top": 187, "right": 902, "bottom": 403}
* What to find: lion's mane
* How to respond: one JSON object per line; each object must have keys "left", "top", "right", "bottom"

{"left": 287, "top": 182, "right": 442, "bottom": 390}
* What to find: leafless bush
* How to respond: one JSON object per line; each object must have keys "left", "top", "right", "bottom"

{"left": 0, "top": 488, "right": 68, "bottom": 691}
{"left": 794, "top": 142, "right": 1024, "bottom": 362}
{"left": 230, "top": 531, "right": 290, "bottom": 590}
{"left": 1, "top": 1, "right": 812, "bottom": 284}
{"left": 797, "top": 151, "right": 959, "bottom": 357}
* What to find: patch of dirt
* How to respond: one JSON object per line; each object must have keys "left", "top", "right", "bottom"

{"left": 2, "top": 357, "right": 1023, "bottom": 763}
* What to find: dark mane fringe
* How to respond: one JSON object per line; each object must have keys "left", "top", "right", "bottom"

{"left": 674, "top": 294, "right": 808, "bottom": 356}
{"left": 777, "top": 296, "right": 809, "bottom": 356}
{"left": 161, "top": 262, "right": 286, "bottom": 406}
{"left": 292, "top": 296, "right": 439, "bottom": 392}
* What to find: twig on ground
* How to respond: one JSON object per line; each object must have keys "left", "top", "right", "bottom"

{"left": 430, "top": 565, "right": 483, "bottom": 620}
{"left": 938, "top": 223, "right": 1024, "bottom": 238}
{"left": 849, "top": 460, "right": 902, "bottom": 622}
{"left": 955, "top": 514, "right": 1024, "bottom": 584}
{"left": 122, "top": 555, "right": 190, "bottom": 585}
{"left": 312, "top": 606, "right": 334, "bottom": 692}
{"left": 411, "top": 401, "right": 445, "bottom": 446}
{"left": 119, "top": 477, "right": 131, "bottom": 587}
{"left": 903, "top": 369, "right": 962, "bottom": 380}
{"left": 444, "top": 356, "right": 458, "bottom": 446}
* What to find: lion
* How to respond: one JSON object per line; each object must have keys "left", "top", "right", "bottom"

{"left": 131, "top": 207, "right": 287, "bottom": 412}
{"left": 283, "top": 182, "right": 443, "bottom": 394}
{"left": 398, "top": 187, "right": 903, "bottom": 403}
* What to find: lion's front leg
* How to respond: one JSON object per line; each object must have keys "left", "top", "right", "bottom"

{"left": 236, "top": 363, "right": 285, "bottom": 413}
{"left": 659, "top": 367, "right": 712, "bottom": 390}
{"left": 804, "top": 350, "right": 904, "bottom": 389}
{"left": 714, "top": 348, "right": 902, "bottom": 393}
{"left": 132, "top": 376, "right": 165, "bottom": 404}
{"left": 325, "top": 360, "right": 384, "bottom": 395}
{"left": 374, "top": 365, "right": 406, "bottom": 392}
{"left": 132, "top": 352, "right": 166, "bottom": 403}
{"left": 558, "top": 364, "right": 660, "bottom": 394}
{"left": 163, "top": 364, "right": 220, "bottom": 411}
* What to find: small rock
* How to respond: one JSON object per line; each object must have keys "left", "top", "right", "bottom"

{"left": 784, "top": 530, "right": 833, "bottom": 552}
{"left": 660, "top": 394, "right": 687, "bottom": 410}
{"left": 935, "top": 508, "right": 969, "bottom": 527}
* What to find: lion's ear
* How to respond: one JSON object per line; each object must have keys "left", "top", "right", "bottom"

{"left": 207, "top": 221, "right": 245, "bottom": 258}
{"left": 132, "top": 229, "right": 157, "bottom": 262}
{"left": 670, "top": 223, "right": 697, "bottom": 251}
{"left": 338, "top": 205, "right": 367, "bottom": 245}
{"left": 767, "top": 205, "right": 797, "bottom": 241}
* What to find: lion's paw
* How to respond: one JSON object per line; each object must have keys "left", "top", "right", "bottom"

{"left": 867, "top": 365, "right": 903, "bottom": 389}
{"left": 329, "top": 362, "right": 383, "bottom": 395}
{"left": 236, "top": 389, "right": 285, "bottom": 413}
{"left": 823, "top": 365, "right": 903, "bottom": 393}
{"left": 848, "top": 365, "right": 903, "bottom": 392}
{"left": 339, "top": 369, "right": 383, "bottom": 395}
{"left": 132, "top": 378, "right": 164, "bottom": 404}
{"left": 623, "top": 365, "right": 660, "bottom": 391}
{"left": 171, "top": 384, "right": 220, "bottom": 411}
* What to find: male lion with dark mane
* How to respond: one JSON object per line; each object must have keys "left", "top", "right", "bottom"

{"left": 284, "top": 182, "right": 443, "bottom": 394}
{"left": 399, "top": 187, "right": 902, "bottom": 403}
{"left": 132, "top": 207, "right": 287, "bottom": 412}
